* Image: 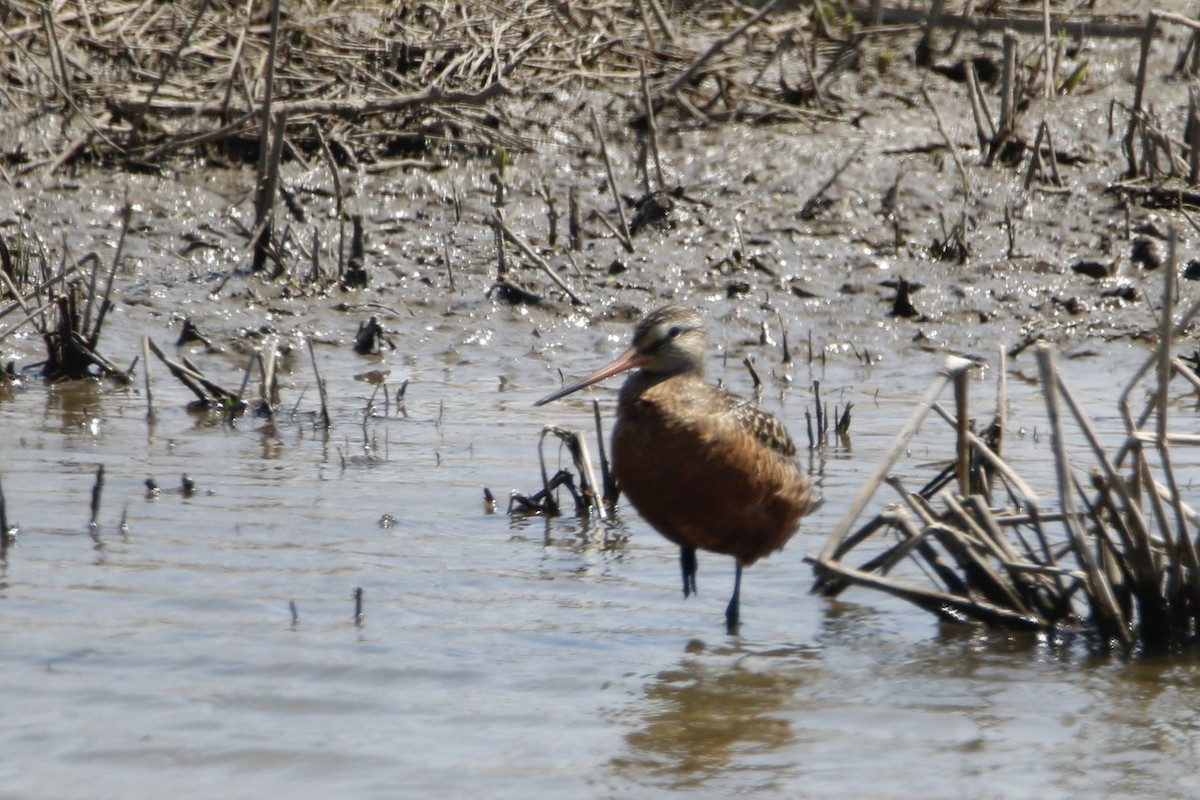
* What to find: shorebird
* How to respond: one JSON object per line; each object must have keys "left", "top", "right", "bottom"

{"left": 535, "top": 305, "right": 812, "bottom": 633}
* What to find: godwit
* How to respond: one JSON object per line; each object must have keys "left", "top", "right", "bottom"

{"left": 535, "top": 305, "right": 811, "bottom": 633}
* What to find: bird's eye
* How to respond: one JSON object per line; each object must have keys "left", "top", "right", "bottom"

{"left": 666, "top": 325, "right": 682, "bottom": 339}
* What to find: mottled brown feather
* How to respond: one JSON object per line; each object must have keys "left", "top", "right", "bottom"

{"left": 613, "top": 370, "right": 811, "bottom": 566}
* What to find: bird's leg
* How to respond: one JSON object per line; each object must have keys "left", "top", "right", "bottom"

{"left": 725, "top": 561, "right": 743, "bottom": 634}
{"left": 680, "top": 546, "right": 698, "bottom": 598}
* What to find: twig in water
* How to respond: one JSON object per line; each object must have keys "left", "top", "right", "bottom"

{"left": 0, "top": 473, "right": 9, "bottom": 558}
{"left": 739, "top": 357, "right": 758, "bottom": 398}
{"left": 259, "top": 344, "right": 279, "bottom": 418}
{"left": 813, "top": 380, "right": 824, "bottom": 444}
{"left": 442, "top": 233, "right": 455, "bottom": 292}
{"left": 142, "top": 335, "right": 155, "bottom": 423}
{"left": 307, "top": 337, "right": 331, "bottom": 429}
{"left": 90, "top": 464, "right": 105, "bottom": 529}
{"left": 146, "top": 337, "right": 243, "bottom": 410}
{"left": 568, "top": 185, "right": 581, "bottom": 252}
{"left": 87, "top": 203, "right": 130, "bottom": 350}
{"left": 341, "top": 214, "right": 368, "bottom": 288}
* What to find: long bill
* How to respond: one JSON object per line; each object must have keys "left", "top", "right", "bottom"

{"left": 533, "top": 346, "right": 644, "bottom": 406}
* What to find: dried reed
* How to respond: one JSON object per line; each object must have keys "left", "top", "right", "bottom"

{"left": 810, "top": 229, "right": 1200, "bottom": 650}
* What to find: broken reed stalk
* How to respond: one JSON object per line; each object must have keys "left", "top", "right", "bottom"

{"left": 43, "top": 282, "right": 128, "bottom": 382}
{"left": 639, "top": 58, "right": 665, "bottom": 192}
{"left": 40, "top": 7, "right": 71, "bottom": 107}
{"left": 812, "top": 380, "right": 823, "bottom": 443}
{"left": 530, "top": 436, "right": 562, "bottom": 517}
{"left": 146, "top": 336, "right": 243, "bottom": 410}
{"left": 1123, "top": 12, "right": 1156, "bottom": 177}
{"left": 1024, "top": 121, "right": 1047, "bottom": 189}
{"left": 235, "top": 350, "right": 256, "bottom": 405}
{"left": 0, "top": 473, "right": 8, "bottom": 543}
{"left": 1120, "top": 11, "right": 1200, "bottom": 177}
{"left": 253, "top": 109, "right": 287, "bottom": 274}
{"left": 953, "top": 366, "right": 969, "bottom": 496}
{"left": 817, "top": 356, "right": 972, "bottom": 566}
{"left": 87, "top": 203, "right": 131, "bottom": 350}
{"left": 342, "top": 215, "right": 368, "bottom": 288}
{"left": 489, "top": 212, "right": 583, "bottom": 304}
{"left": 306, "top": 337, "right": 331, "bottom": 429}
{"left": 89, "top": 464, "right": 104, "bottom": 529}
{"left": 964, "top": 60, "right": 995, "bottom": 153}
{"left": 633, "top": 0, "right": 658, "bottom": 50}
{"left": 812, "top": 229, "right": 1200, "bottom": 647}
{"left": 568, "top": 185, "right": 581, "bottom": 251}
{"left": 259, "top": 343, "right": 279, "bottom": 416}
{"left": 142, "top": 334, "right": 155, "bottom": 423}
{"left": 1189, "top": 88, "right": 1200, "bottom": 184}
{"left": 589, "top": 108, "right": 634, "bottom": 253}
{"left": 1034, "top": 344, "right": 1130, "bottom": 645}
{"left": 987, "top": 30, "right": 1018, "bottom": 166}
{"left": 0, "top": 267, "right": 80, "bottom": 345}
{"left": 442, "top": 234, "right": 455, "bottom": 292}
{"left": 1041, "top": 0, "right": 1054, "bottom": 99}
{"left": 312, "top": 122, "right": 345, "bottom": 277}
{"left": 540, "top": 425, "right": 606, "bottom": 520}
{"left": 593, "top": 400, "right": 618, "bottom": 506}
{"left": 1040, "top": 122, "right": 1063, "bottom": 185}
{"left": 252, "top": 0, "right": 283, "bottom": 273}
{"left": 922, "top": 86, "right": 970, "bottom": 196}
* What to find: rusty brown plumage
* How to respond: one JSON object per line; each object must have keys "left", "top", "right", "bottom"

{"left": 535, "top": 305, "right": 812, "bottom": 633}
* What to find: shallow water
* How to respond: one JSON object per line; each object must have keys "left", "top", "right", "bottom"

{"left": 4, "top": 310, "right": 1200, "bottom": 799}
{"left": 7, "top": 20, "right": 1200, "bottom": 795}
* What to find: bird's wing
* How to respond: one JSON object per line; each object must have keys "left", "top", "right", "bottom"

{"left": 727, "top": 395, "right": 798, "bottom": 459}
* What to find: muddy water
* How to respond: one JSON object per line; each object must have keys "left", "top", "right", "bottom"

{"left": 7, "top": 37, "right": 1200, "bottom": 798}
{"left": 4, "top": 311, "right": 1199, "bottom": 799}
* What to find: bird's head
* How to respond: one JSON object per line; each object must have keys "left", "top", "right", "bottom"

{"left": 533, "top": 305, "right": 707, "bottom": 406}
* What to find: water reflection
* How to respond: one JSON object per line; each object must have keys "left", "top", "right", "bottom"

{"left": 42, "top": 378, "right": 104, "bottom": 435}
{"left": 614, "top": 638, "right": 819, "bottom": 789}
